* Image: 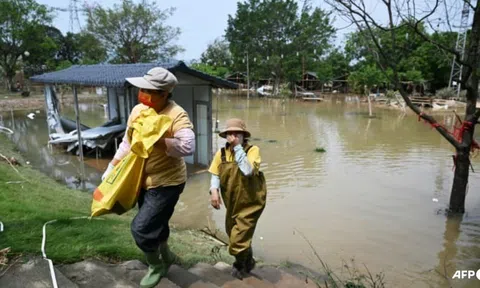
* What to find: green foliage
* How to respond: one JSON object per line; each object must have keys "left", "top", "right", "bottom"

{"left": 56, "top": 60, "right": 73, "bottom": 71}
{"left": 58, "top": 32, "right": 107, "bottom": 65}
{"left": 0, "top": 0, "right": 53, "bottom": 86}
{"left": 316, "top": 48, "right": 351, "bottom": 82}
{"left": 348, "top": 65, "right": 386, "bottom": 93}
{"left": 402, "top": 69, "right": 423, "bottom": 84}
{"left": 345, "top": 22, "right": 457, "bottom": 90}
{"left": 279, "top": 83, "right": 292, "bottom": 96}
{"left": 385, "top": 90, "right": 399, "bottom": 99}
{"left": 191, "top": 63, "right": 229, "bottom": 78}
{"left": 225, "top": 0, "right": 335, "bottom": 82}
{"left": 200, "top": 37, "right": 233, "bottom": 69}
{"left": 86, "top": 0, "right": 183, "bottom": 63}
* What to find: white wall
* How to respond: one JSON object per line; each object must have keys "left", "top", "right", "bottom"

{"left": 173, "top": 86, "right": 194, "bottom": 118}
{"left": 117, "top": 88, "right": 127, "bottom": 123}
{"left": 193, "top": 86, "right": 212, "bottom": 166}
{"left": 172, "top": 86, "right": 194, "bottom": 164}
{"left": 107, "top": 88, "right": 119, "bottom": 120}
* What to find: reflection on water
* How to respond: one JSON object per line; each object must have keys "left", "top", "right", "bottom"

{"left": 2, "top": 95, "right": 480, "bottom": 287}
{"left": 0, "top": 104, "right": 107, "bottom": 191}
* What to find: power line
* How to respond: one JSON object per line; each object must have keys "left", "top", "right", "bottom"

{"left": 50, "top": 0, "right": 88, "bottom": 33}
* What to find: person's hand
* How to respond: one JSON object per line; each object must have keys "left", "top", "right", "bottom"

{"left": 210, "top": 189, "right": 222, "bottom": 210}
{"left": 101, "top": 162, "right": 115, "bottom": 181}
{"left": 226, "top": 133, "right": 243, "bottom": 147}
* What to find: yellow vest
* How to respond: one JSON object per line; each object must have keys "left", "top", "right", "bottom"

{"left": 127, "top": 101, "right": 194, "bottom": 189}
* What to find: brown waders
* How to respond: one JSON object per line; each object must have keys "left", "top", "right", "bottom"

{"left": 219, "top": 145, "right": 267, "bottom": 277}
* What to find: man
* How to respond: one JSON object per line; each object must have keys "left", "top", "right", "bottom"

{"left": 102, "top": 67, "right": 195, "bottom": 288}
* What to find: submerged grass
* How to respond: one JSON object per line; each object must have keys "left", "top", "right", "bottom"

{"left": 0, "top": 134, "right": 232, "bottom": 268}
{"left": 315, "top": 147, "right": 327, "bottom": 153}
{"left": 291, "top": 229, "right": 386, "bottom": 288}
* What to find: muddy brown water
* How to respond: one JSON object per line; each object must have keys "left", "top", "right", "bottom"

{"left": 1, "top": 95, "right": 480, "bottom": 287}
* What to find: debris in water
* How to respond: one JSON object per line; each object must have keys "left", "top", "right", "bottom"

{"left": 267, "top": 140, "right": 277, "bottom": 143}
{"left": 26, "top": 161, "right": 30, "bottom": 165}
{"left": 260, "top": 236, "right": 264, "bottom": 240}
{"left": 432, "top": 198, "right": 439, "bottom": 202}
{"left": 27, "top": 113, "right": 35, "bottom": 120}
{"left": 315, "top": 148, "right": 326, "bottom": 153}
{"left": 35, "top": 110, "right": 40, "bottom": 114}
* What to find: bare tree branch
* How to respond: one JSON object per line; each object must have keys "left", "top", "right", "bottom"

{"left": 391, "top": 0, "right": 470, "bottom": 68}
{"left": 330, "top": 0, "right": 462, "bottom": 149}
{"left": 443, "top": 0, "right": 453, "bottom": 32}
{"left": 465, "top": 0, "right": 475, "bottom": 11}
{"left": 409, "top": 22, "right": 469, "bottom": 67}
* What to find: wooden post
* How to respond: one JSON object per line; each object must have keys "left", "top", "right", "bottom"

{"left": 246, "top": 52, "right": 250, "bottom": 99}
{"left": 73, "top": 86, "right": 86, "bottom": 190}
{"left": 302, "top": 55, "right": 305, "bottom": 89}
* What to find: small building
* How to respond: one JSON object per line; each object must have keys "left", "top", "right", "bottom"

{"left": 30, "top": 60, "right": 237, "bottom": 170}
{"left": 300, "top": 72, "right": 320, "bottom": 90}
{"left": 226, "top": 72, "right": 247, "bottom": 86}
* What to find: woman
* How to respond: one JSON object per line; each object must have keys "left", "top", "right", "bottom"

{"left": 208, "top": 118, "right": 267, "bottom": 279}
{"left": 102, "top": 67, "right": 195, "bottom": 288}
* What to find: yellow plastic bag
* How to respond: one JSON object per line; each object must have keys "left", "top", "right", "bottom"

{"left": 91, "top": 109, "right": 172, "bottom": 217}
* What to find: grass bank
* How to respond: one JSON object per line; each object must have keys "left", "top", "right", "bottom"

{"left": 0, "top": 134, "right": 232, "bottom": 269}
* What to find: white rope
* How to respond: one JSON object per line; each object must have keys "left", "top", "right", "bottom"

{"left": 42, "top": 216, "right": 103, "bottom": 288}
{"left": 0, "top": 126, "right": 14, "bottom": 135}
{"left": 42, "top": 219, "right": 59, "bottom": 288}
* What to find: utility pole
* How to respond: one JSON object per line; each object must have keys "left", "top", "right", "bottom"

{"left": 302, "top": 55, "right": 305, "bottom": 89}
{"left": 246, "top": 51, "right": 250, "bottom": 99}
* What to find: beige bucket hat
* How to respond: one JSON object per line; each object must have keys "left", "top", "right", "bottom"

{"left": 126, "top": 67, "right": 178, "bottom": 92}
{"left": 219, "top": 118, "right": 251, "bottom": 138}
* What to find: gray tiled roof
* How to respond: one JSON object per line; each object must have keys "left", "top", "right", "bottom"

{"left": 30, "top": 60, "right": 237, "bottom": 89}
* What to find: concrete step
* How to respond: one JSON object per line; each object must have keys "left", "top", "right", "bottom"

{"left": 114, "top": 260, "right": 179, "bottom": 288}
{"left": 166, "top": 264, "right": 220, "bottom": 288}
{"left": 250, "top": 266, "right": 319, "bottom": 288}
{"left": 57, "top": 259, "right": 141, "bottom": 288}
{"left": 0, "top": 257, "right": 78, "bottom": 288}
{"left": 213, "top": 262, "right": 275, "bottom": 288}
{"left": 58, "top": 259, "right": 179, "bottom": 288}
{"left": 188, "top": 263, "right": 252, "bottom": 288}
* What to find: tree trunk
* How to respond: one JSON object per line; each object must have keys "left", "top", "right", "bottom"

{"left": 449, "top": 149, "right": 470, "bottom": 213}
{"left": 6, "top": 76, "right": 14, "bottom": 92}
{"left": 366, "top": 87, "right": 373, "bottom": 117}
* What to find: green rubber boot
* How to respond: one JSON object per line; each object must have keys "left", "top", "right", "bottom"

{"left": 159, "top": 242, "right": 177, "bottom": 272}
{"left": 140, "top": 251, "right": 163, "bottom": 288}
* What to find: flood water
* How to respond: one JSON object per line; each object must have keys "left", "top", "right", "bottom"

{"left": 2, "top": 95, "right": 480, "bottom": 287}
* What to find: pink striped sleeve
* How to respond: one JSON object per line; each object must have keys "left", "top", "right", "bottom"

{"left": 113, "top": 128, "right": 131, "bottom": 161}
{"left": 164, "top": 128, "right": 196, "bottom": 158}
